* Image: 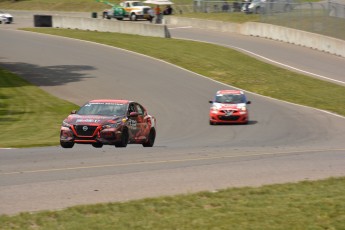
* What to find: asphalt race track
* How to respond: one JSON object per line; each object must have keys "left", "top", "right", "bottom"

{"left": 0, "top": 18, "right": 345, "bottom": 215}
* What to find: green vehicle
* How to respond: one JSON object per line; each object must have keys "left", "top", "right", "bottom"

{"left": 96, "top": 0, "right": 126, "bottom": 20}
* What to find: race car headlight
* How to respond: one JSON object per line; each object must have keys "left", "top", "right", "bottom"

{"left": 102, "top": 122, "right": 121, "bottom": 129}
{"left": 62, "top": 120, "right": 71, "bottom": 128}
{"left": 238, "top": 106, "right": 248, "bottom": 114}
{"left": 211, "top": 106, "right": 219, "bottom": 114}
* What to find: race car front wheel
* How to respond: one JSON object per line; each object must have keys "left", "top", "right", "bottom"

{"left": 209, "top": 120, "right": 217, "bottom": 125}
{"left": 115, "top": 128, "right": 128, "bottom": 148}
{"left": 92, "top": 142, "right": 103, "bottom": 148}
{"left": 60, "top": 141, "right": 74, "bottom": 148}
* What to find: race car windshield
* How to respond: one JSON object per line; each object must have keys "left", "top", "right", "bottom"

{"left": 77, "top": 103, "right": 127, "bottom": 116}
{"left": 215, "top": 94, "right": 245, "bottom": 104}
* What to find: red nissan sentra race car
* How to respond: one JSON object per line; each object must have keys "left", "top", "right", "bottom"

{"left": 209, "top": 90, "right": 251, "bottom": 125}
{"left": 60, "top": 99, "right": 156, "bottom": 148}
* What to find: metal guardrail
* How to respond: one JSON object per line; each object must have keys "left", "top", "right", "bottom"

{"left": 259, "top": 1, "right": 345, "bottom": 40}
{"left": 329, "top": 1, "right": 345, "bottom": 18}
{"left": 192, "top": 0, "right": 246, "bottom": 13}
{"left": 171, "top": 1, "right": 345, "bottom": 40}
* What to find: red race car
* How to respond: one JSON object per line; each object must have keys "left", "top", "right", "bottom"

{"left": 60, "top": 99, "right": 156, "bottom": 148}
{"left": 209, "top": 90, "right": 251, "bottom": 125}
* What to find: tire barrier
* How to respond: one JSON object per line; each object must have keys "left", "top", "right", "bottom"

{"left": 34, "top": 15, "right": 52, "bottom": 27}
{"left": 91, "top": 12, "right": 97, "bottom": 18}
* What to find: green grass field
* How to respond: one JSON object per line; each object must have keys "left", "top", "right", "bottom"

{"left": 0, "top": 68, "right": 76, "bottom": 148}
{"left": 1, "top": 177, "right": 344, "bottom": 229}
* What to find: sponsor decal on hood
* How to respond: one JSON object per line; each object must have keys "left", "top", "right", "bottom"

{"left": 214, "top": 103, "right": 246, "bottom": 110}
{"left": 66, "top": 115, "right": 123, "bottom": 125}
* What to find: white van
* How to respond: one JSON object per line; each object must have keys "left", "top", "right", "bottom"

{"left": 0, "top": 11, "right": 13, "bottom": 24}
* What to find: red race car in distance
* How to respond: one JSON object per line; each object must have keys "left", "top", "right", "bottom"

{"left": 60, "top": 99, "right": 156, "bottom": 148}
{"left": 209, "top": 90, "right": 251, "bottom": 125}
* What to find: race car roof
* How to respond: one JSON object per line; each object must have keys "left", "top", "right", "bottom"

{"left": 216, "top": 90, "right": 243, "bottom": 95}
{"left": 89, "top": 99, "right": 130, "bottom": 104}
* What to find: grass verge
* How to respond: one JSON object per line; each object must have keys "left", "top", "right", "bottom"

{"left": 0, "top": 68, "right": 77, "bottom": 148}
{"left": 1, "top": 177, "right": 344, "bottom": 229}
{"left": 0, "top": 0, "right": 107, "bottom": 12}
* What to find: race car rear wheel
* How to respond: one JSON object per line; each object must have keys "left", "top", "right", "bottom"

{"left": 92, "top": 142, "right": 103, "bottom": 148}
{"left": 60, "top": 141, "right": 74, "bottom": 148}
{"left": 115, "top": 128, "right": 128, "bottom": 148}
{"left": 143, "top": 128, "right": 156, "bottom": 147}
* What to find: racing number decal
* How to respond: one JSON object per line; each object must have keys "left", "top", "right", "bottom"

{"left": 128, "top": 119, "right": 137, "bottom": 128}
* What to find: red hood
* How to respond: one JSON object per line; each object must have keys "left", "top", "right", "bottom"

{"left": 65, "top": 114, "right": 123, "bottom": 126}
{"left": 218, "top": 104, "right": 238, "bottom": 109}
{"left": 211, "top": 102, "right": 247, "bottom": 111}
{"left": 214, "top": 103, "right": 245, "bottom": 109}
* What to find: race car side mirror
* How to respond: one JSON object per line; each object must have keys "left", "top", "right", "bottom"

{"left": 129, "top": 112, "right": 139, "bottom": 117}
{"left": 209, "top": 100, "right": 213, "bottom": 104}
{"left": 246, "top": 101, "right": 251, "bottom": 104}
{"left": 71, "top": 110, "right": 77, "bottom": 114}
